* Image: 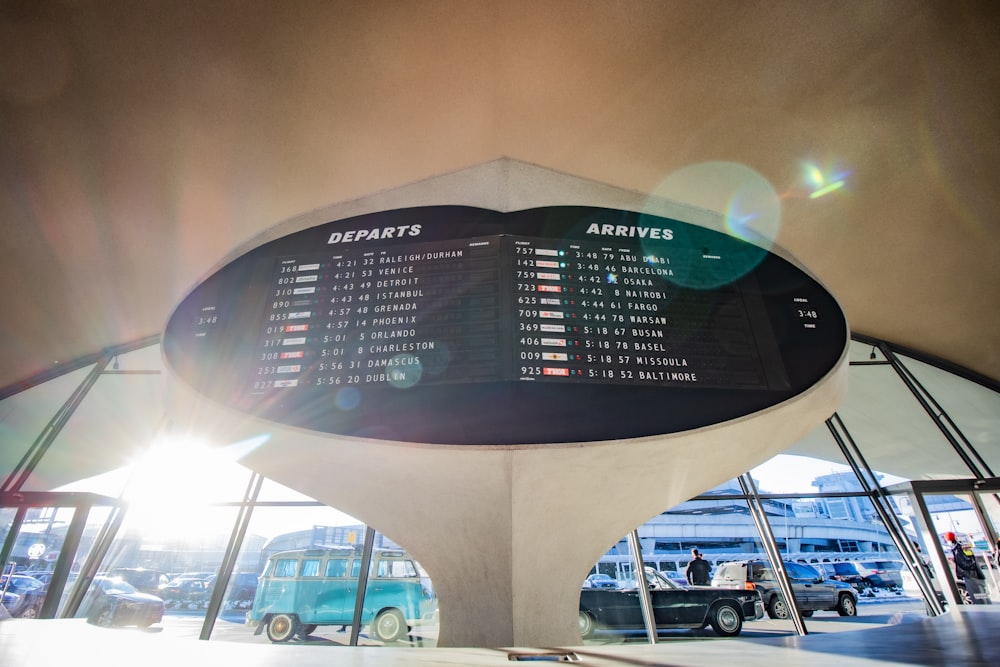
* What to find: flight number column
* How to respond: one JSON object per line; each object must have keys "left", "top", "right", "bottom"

{"left": 507, "top": 238, "right": 618, "bottom": 383}
{"left": 252, "top": 257, "right": 328, "bottom": 392}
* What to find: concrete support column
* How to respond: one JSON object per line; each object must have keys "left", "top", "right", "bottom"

{"left": 168, "top": 349, "right": 845, "bottom": 646}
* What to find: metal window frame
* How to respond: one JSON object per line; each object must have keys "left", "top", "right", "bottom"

{"left": 0, "top": 491, "right": 125, "bottom": 619}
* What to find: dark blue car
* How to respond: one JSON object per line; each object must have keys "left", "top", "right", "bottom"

{"left": 584, "top": 573, "right": 619, "bottom": 589}
{"left": 0, "top": 574, "right": 47, "bottom": 619}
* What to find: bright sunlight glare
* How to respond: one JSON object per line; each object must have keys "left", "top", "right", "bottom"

{"left": 119, "top": 434, "right": 264, "bottom": 540}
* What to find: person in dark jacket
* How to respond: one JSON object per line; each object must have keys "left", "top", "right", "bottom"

{"left": 948, "top": 532, "right": 989, "bottom": 604}
{"left": 685, "top": 548, "right": 712, "bottom": 586}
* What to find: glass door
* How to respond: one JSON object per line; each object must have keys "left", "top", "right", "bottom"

{"left": 889, "top": 479, "right": 1000, "bottom": 608}
{"left": 0, "top": 492, "right": 123, "bottom": 619}
{"left": 970, "top": 489, "right": 1000, "bottom": 600}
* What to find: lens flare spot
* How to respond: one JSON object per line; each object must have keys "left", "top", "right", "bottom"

{"left": 807, "top": 165, "right": 826, "bottom": 188}
{"left": 419, "top": 341, "right": 451, "bottom": 377}
{"left": 645, "top": 162, "right": 781, "bottom": 288}
{"left": 387, "top": 354, "right": 423, "bottom": 389}
{"left": 648, "top": 161, "right": 781, "bottom": 247}
{"left": 802, "top": 161, "right": 850, "bottom": 199}
{"left": 335, "top": 386, "right": 361, "bottom": 410}
{"left": 809, "top": 180, "right": 846, "bottom": 199}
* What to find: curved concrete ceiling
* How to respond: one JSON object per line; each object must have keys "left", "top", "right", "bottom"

{"left": 1, "top": 1, "right": 998, "bottom": 393}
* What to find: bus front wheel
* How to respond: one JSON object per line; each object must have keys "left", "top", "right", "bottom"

{"left": 266, "top": 613, "right": 299, "bottom": 642}
{"left": 371, "top": 608, "right": 406, "bottom": 643}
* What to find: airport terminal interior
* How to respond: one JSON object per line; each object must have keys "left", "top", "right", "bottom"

{"left": 2, "top": 2, "right": 999, "bottom": 666}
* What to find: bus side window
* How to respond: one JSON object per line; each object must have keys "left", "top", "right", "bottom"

{"left": 325, "top": 558, "right": 348, "bottom": 578}
{"left": 301, "top": 559, "right": 320, "bottom": 577}
{"left": 379, "top": 559, "right": 418, "bottom": 578}
{"left": 351, "top": 559, "right": 361, "bottom": 578}
{"left": 274, "top": 558, "right": 298, "bottom": 578}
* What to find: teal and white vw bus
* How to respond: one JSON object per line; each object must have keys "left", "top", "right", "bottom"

{"left": 248, "top": 547, "right": 435, "bottom": 643}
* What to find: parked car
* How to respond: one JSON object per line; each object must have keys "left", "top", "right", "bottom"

{"left": 816, "top": 562, "right": 865, "bottom": 590}
{"left": 226, "top": 572, "right": 259, "bottom": 604}
{"left": 81, "top": 576, "right": 164, "bottom": 628}
{"left": 578, "top": 567, "right": 764, "bottom": 638}
{"left": 0, "top": 574, "right": 47, "bottom": 619}
{"left": 158, "top": 573, "right": 214, "bottom": 606}
{"left": 108, "top": 568, "right": 169, "bottom": 595}
{"left": 664, "top": 572, "right": 690, "bottom": 587}
{"left": 19, "top": 570, "right": 55, "bottom": 586}
{"left": 711, "top": 560, "right": 858, "bottom": 619}
{"left": 855, "top": 560, "right": 903, "bottom": 589}
{"left": 583, "top": 573, "right": 618, "bottom": 589}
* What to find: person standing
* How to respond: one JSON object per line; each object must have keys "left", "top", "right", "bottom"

{"left": 686, "top": 548, "right": 711, "bottom": 586}
{"left": 913, "top": 540, "right": 933, "bottom": 580}
{"left": 948, "top": 532, "right": 989, "bottom": 604}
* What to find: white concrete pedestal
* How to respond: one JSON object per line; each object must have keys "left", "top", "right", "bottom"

{"left": 164, "top": 159, "right": 849, "bottom": 646}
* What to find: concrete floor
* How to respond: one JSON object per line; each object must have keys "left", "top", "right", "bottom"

{"left": 2, "top": 606, "right": 999, "bottom": 667}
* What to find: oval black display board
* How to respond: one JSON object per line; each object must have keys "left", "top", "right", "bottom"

{"left": 164, "top": 206, "right": 846, "bottom": 444}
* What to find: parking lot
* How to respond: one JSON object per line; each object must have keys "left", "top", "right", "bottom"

{"left": 136, "top": 595, "right": 931, "bottom": 648}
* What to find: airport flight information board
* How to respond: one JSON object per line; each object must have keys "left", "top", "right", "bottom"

{"left": 165, "top": 205, "right": 846, "bottom": 444}
{"left": 247, "top": 235, "right": 787, "bottom": 392}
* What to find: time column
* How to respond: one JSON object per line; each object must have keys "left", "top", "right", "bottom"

{"left": 311, "top": 252, "right": 364, "bottom": 387}
{"left": 565, "top": 242, "right": 618, "bottom": 382}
